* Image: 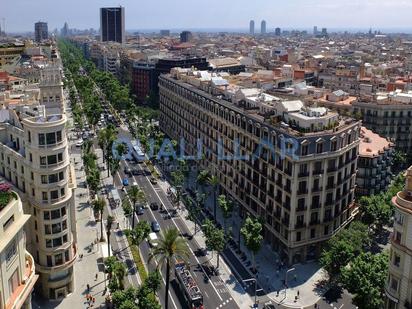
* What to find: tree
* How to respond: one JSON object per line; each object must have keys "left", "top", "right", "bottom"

{"left": 197, "top": 169, "right": 209, "bottom": 191}
{"left": 122, "top": 199, "right": 133, "bottom": 217}
{"left": 205, "top": 225, "right": 226, "bottom": 270}
{"left": 171, "top": 170, "right": 184, "bottom": 206}
{"left": 130, "top": 220, "right": 151, "bottom": 246}
{"left": 207, "top": 175, "right": 220, "bottom": 221}
{"left": 320, "top": 221, "right": 371, "bottom": 280}
{"left": 112, "top": 287, "right": 138, "bottom": 308}
{"left": 149, "top": 228, "right": 190, "bottom": 309}
{"left": 106, "top": 215, "right": 115, "bottom": 257}
{"left": 359, "top": 194, "right": 392, "bottom": 233}
{"left": 145, "top": 270, "right": 162, "bottom": 295}
{"left": 92, "top": 197, "right": 106, "bottom": 242}
{"left": 116, "top": 143, "right": 128, "bottom": 158}
{"left": 127, "top": 186, "right": 146, "bottom": 229}
{"left": 104, "top": 256, "right": 117, "bottom": 280}
{"left": 341, "top": 252, "right": 388, "bottom": 309}
{"left": 110, "top": 261, "right": 127, "bottom": 291}
{"left": 218, "top": 195, "right": 233, "bottom": 234}
{"left": 241, "top": 216, "right": 263, "bottom": 273}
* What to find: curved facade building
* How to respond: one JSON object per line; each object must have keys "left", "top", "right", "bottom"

{"left": 0, "top": 186, "right": 38, "bottom": 309}
{"left": 0, "top": 107, "right": 77, "bottom": 299}
{"left": 385, "top": 167, "right": 412, "bottom": 308}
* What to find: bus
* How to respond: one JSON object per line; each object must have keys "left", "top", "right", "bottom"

{"left": 175, "top": 262, "right": 204, "bottom": 309}
{"left": 130, "top": 140, "right": 145, "bottom": 163}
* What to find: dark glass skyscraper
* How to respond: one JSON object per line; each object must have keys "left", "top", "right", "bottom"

{"left": 34, "top": 21, "right": 48, "bottom": 42}
{"left": 100, "top": 6, "right": 125, "bottom": 44}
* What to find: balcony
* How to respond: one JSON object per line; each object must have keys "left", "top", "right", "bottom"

{"left": 296, "top": 205, "right": 307, "bottom": 212}
{"left": 309, "top": 220, "right": 320, "bottom": 226}
{"left": 295, "top": 222, "right": 306, "bottom": 229}
{"left": 298, "top": 171, "right": 309, "bottom": 178}
{"left": 312, "top": 186, "right": 322, "bottom": 193}
{"left": 297, "top": 188, "right": 308, "bottom": 195}
{"left": 327, "top": 167, "right": 337, "bottom": 173}
{"left": 5, "top": 252, "right": 38, "bottom": 309}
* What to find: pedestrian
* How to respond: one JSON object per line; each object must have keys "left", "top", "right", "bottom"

{"left": 117, "top": 222, "right": 120, "bottom": 229}
{"left": 95, "top": 273, "right": 98, "bottom": 281}
{"left": 86, "top": 283, "right": 90, "bottom": 291}
{"left": 294, "top": 274, "right": 297, "bottom": 281}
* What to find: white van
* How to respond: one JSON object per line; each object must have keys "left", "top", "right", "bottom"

{"left": 148, "top": 232, "right": 158, "bottom": 247}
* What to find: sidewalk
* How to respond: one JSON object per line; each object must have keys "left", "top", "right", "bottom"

{"left": 155, "top": 167, "right": 327, "bottom": 308}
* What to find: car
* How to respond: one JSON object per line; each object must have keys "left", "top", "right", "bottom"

{"left": 132, "top": 181, "right": 138, "bottom": 187}
{"left": 148, "top": 232, "right": 158, "bottom": 247}
{"left": 132, "top": 168, "right": 139, "bottom": 175}
{"left": 136, "top": 207, "right": 144, "bottom": 215}
{"left": 149, "top": 177, "right": 158, "bottom": 185}
{"left": 122, "top": 178, "right": 129, "bottom": 186}
{"left": 150, "top": 202, "right": 159, "bottom": 210}
{"left": 124, "top": 168, "right": 132, "bottom": 176}
{"left": 151, "top": 221, "right": 160, "bottom": 232}
{"left": 75, "top": 140, "right": 84, "bottom": 147}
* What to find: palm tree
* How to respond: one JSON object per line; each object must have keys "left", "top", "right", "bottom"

{"left": 106, "top": 215, "right": 115, "bottom": 257}
{"left": 127, "top": 186, "right": 146, "bottom": 229}
{"left": 116, "top": 143, "right": 127, "bottom": 158}
{"left": 93, "top": 197, "right": 106, "bottom": 242}
{"left": 208, "top": 175, "right": 220, "bottom": 221}
{"left": 149, "top": 228, "right": 190, "bottom": 309}
{"left": 112, "top": 261, "right": 127, "bottom": 290}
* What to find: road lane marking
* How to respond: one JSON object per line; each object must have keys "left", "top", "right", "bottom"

{"left": 124, "top": 160, "right": 224, "bottom": 302}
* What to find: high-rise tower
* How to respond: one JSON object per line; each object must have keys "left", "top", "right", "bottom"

{"left": 261, "top": 20, "right": 266, "bottom": 34}
{"left": 100, "top": 6, "right": 125, "bottom": 44}
{"left": 249, "top": 20, "right": 255, "bottom": 35}
{"left": 35, "top": 22, "right": 48, "bottom": 42}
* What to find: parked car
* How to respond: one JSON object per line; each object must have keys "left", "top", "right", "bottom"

{"left": 132, "top": 181, "right": 138, "bottom": 187}
{"left": 149, "top": 177, "right": 158, "bottom": 185}
{"left": 151, "top": 221, "right": 160, "bottom": 232}
{"left": 122, "top": 178, "right": 129, "bottom": 186}
{"left": 124, "top": 167, "right": 132, "bottom": 176}
{"left": 136, "top": 207, "right": 144, "bottom": 215}
{"left": 150, "top": 202, "right": 159, "bottom": 210}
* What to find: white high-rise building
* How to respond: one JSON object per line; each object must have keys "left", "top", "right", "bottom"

{"left": 249, "top": 20, "right": 255, "bottom": 35}
{"left": 261, "top": 20, "right": 267, "bottom": 34}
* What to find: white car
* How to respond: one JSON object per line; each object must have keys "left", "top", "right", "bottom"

{"left": 75, "top": 140, "right": 84, "bottom": 147}
{"left": 132, "top": 181, "right": 138, "bottom": 187}
{"left": 148, "top": 233, "right": 158, "bottom": 247}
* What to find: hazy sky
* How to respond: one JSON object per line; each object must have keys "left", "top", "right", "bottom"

{"left": 3, "top": 0, "right": 412, "bottom": 33}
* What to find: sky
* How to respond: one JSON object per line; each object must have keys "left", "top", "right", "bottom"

{"left": 3, "top": 0, "right": 412, "bottom": 33}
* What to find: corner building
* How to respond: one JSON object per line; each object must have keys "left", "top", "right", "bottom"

{"left": 0, "top": 104, "right": 77, "bottom": 299}
{"left": 385, "top": 166, "right": 412, "bottom": 308}
{"left": 159, "top": 69, "right": 360, "bottom": 264}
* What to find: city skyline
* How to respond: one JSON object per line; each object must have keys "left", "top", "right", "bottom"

{"left": 3, "top": 0, "right": 412, "bottom": 33}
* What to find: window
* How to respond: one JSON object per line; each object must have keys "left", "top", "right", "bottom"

{"left": 41, "top": 175, "right": 48, "bottom": 184}
{"left": 310, "top": 228, "right": 315, "bottom": 238}
{"left": 3, "top": 215, "right": 14, "bottom": 231}
{"left": 56, "top": 131, "right": 62, "bottom": 142}
{"left": 62, "top": 234, "right": 68, "bottom": 243}
{"left": 40, "top": 156, "right": 47, "bottom": 165}
{"left": 61, "top": 207, "right": 66, "bottom": 216}
{"left": 47, "top": 255, "right": 53, "bottom": 267}
{"left": 47, "top": 155, "right": 57, "bottom": 165}
{"left": 390, "top": 277, "right": 398, "bottom": 291}
{"left": 52, "top": 223, "right": 62, "bottom": 234}
{"left": 296, "top": 232, "right": 301, "bottom": 241}
{"left": 52, "top": 237, "right": 62, "bottom": 247}
{"left": 5, "top": 240, "right": 17, "bottom": 264}
{"left": 331, "top": 140, "right": 337, "bottom": 151}
{"left": 54, "top": 253, "right": 63, "bottom": 266}
{"left": 49, "top": 174, "right": 58, "bottom": 183}
{"left": 45, "top": 225, "right": 51, "bottom": 234}
{"left": 301, "top": 144, "right": 308, "bottom": 156}
{"left": 51, "top": 209, "right": 60, "bottom": 219}
{"left": 46, "top": 132, "right": 56, "bottom": 145}
{"left": 324, "top": 225, "right": 329, "bottom": 235}
{"left": 62, "top": 220, "right": 67, "bottom": 230}
{"left": 393, "top": 254, "right": 400, "bottom": 267}
{"left": 50, "top": 190, "right": 59, "bottom": 200}
{"left": 28, "top": 131, "right": 31, "bottom": 143}
{"left": 31, "top": 172, "right": 34, "bottom": 180}
{"left": 316, "top": 142, "right": 323, "bottom": 154}
{"left": 61, "top": 188, "right": 65, "bottom": 197}
{"left": 34, "top": 220, "right": 38, "bottom": 230}
{"left": 42, "top": 192, "right": 48, "bottom": 201}
{"left": 59, "top": 171, "right": 64, "bottom": 181}
{"left": 29, "top": 153, "right": 33, "bottom": 162}
{"left": 44, "top": 211, "right": 50, "bottom": 220}
{"left": 38, "top": 133, "right": 45, "bottom": 145}
{"left": 65, "top": 250, "right": 69, "bottom": 262}
{"left": 46, "top": 239, "right": 52, "bottom": 248}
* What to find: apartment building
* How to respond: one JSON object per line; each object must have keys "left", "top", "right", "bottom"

{"left": 0, "top": 181, "right": 38, "bottom": 309}
{"left": 385, "top": 166, "right": 412, "bottom": 309}
{"left": 353, "top": 90, "right": 412, "bottom": 153}
{"left": 159, "top": 68, "right": 360, "bottom": 264}
{"left": 356, "top": 127, "right": 394, "bottom": 196}
{"left": 0, "top": 103, "right": 77, "bottom": 300}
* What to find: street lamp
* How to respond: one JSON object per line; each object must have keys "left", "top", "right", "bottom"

{"left": 285, "top": 267, "right": 295, "bottom": 288}
{"left": 243, "top": 275, "right": 263, "bottom": 306}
